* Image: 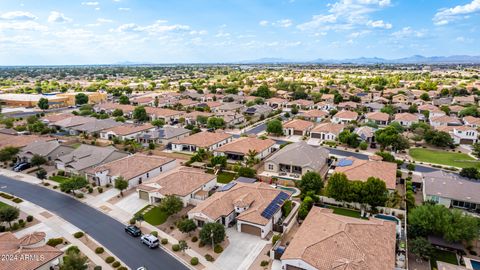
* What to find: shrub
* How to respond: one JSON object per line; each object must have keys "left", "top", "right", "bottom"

{"left": 112, "top": 261, "right": 120, "bottom": 268}
{"left": 151, "top": 231, "right": 158, "bottom": 237}
{"left": 470, "top": 250, "right": 478, "bottom": 256}
{"left": 53, "top": 185, "right": 58, "bottom": 189}
{"left": 406, "top": 163, "right": 415, "bottom": 171}
{"left": 359, "top": 141, "right": 368, "bottom": 150}
{"left": 190, "top": 257, "right": 199, "bottom": 265}
{"left": 94, "top": 266, "right": 102, "bottom": 270}
{"left": 118, "top": 267, "right": 127, "bottom": 270}
{"left": 88, "top": 187, "right": 93, "bottom": 193}
{"left": 57, "top": 170, "right": 65, "bottom": 176}
{"left": 95, "top": 247, "right": 104, "bottom": 254}
{"left": 12, "top": 198, "right": 23, "bottom": 203}
{"left": 272, "top": 234, "right": 281, "bottom": 245}
{"left": 105, "top": 257, "right": 115, "bottom": 264}
{"left": 172, "top": 244, "right": 180, "bottom": 252}
{"left": 129, "top": 219, "right": 135, "bottom": 225}
{"left": 46, "top": 238, "right": 63, "bottom": 247}
{"left": 66, "top": 246, "right": 80, "bottom": 254}
{"left": 0, "top": 226, "right": 5, "bottom": 232}
{"left": 161, "top": 238, "right": 168, "bottom": 245}
{"left": 191, "top": 236, "right": 198, "bottom": 242}
{"left": 11, "top": 223, "right": 19, "bottom": 231}
{"left": 18, "top": 219, "right": 24, "bottom": 224}
{"left": 98, "top": 187, "right": 103, "bottom": 193}
{"left": 205, "top": 254, "right": 214, "bottom": 262}
{"left": 260, "top": 260, "right": 269, "bottom": 267}
{"left": 73, "top": 231, "right": 84, "bottom": 238}
{"left": 214, "top": 244, "right": 223, "bottom": 253}
{"left": 43, "top": 182, "right": 50, "bottom": 186}
{"left": 198, "top": 241, "right": 205, "bottom": 248}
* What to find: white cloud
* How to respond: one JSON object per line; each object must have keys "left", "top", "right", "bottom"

{"left": 349, "top": 30, "right": 371, "bottom": 38}
{"left": 391, "top": 27, "right": 425, "bottom": 39}
{"left": 215, "top": 31, "right": 230, "bottom": 38}
{"left": 298, "top": 0, "right": 391, "bottom": 32}
{"left": 97, "top": 18, "right": 113, "bottom": 23}
{"left": 259, "top": 20, "right": 269, "bottom": 27}
{"left": 433, "top": 0, "right": 480, "bottom": 25}
{"left": 276, "top": 19, "right": 293, "bottom": 28}
{"left": 189, "top": 30, "right": 208, "bottom": 35}
{"left": 118, "top": 7, "right": 130, "bottom": 11}
{"left": 81, "top": 2, "right": 99, "bottom": 6}
{"left": 367, "top": 20, "right": 392, "bottom": 29}
{"left": 0, "top": 11, "right": 38, "bottom": 21}
{"left": 48, "top": 11, "right": 72, "bottom": 23}
{"left": 113, "top": 20, "right": 190, "bottom": 34}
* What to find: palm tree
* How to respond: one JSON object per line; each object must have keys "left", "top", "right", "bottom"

{"left": 246, "top": 149, "right": 259, "bottom": 166}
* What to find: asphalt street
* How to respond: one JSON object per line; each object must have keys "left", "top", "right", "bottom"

{"left": 0, "top": 175, "right": 188, "bottom": 270}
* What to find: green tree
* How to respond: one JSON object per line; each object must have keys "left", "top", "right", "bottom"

{"left": 0, "top": 147, "right": 20, "bottom": 162}
{"left": 266, "top": 119, "right": 283, "bottom": 136}
{"left": 210, "top": 155, "right": 227, "bottom": 168}
{"left": 75, "top": 93, "right": 89, "bottom": 105}
{"left": 119, "top": 95, "right": 130, "bottom": 104}
{"left": 237, "top": 167, "right": 256, "bottom": 178}
{"left": 298, "top": 172, "right": 323, "bottom": 194}
{"left": 60, "top": 247, "right": 88, "bottom": 270}
{"left": 30, "top": 154, "right": 47, "bottom": 167}
{"left": 177, "top": 219, "right": 197, "bottom": 236}
{"left": 459, "top": 106, "right": 479, "bottom": 117}
{"left": 151, "top": 119, "right": 165, "bottom": 128}
{"left": 420, "top": 93, "right": 430, "bottom": 101}
{"left": 114, "top": 176, "right": 129, "bottom": 197}
{"left": 38, "top": 98, "right": 49, "bottom": 110}
{"left": 196, "top": 115, "right": 208, "bottom": 125}
{"left": 409, "top": 238, "right": 434, "bottom": 260}
{"left": 380, "top": 105, "right": 395, "bottom": 115}
{"left": 473, "top": 142, "right": 480, "bottom": 158}
{"left": 245, "top": 149, "right": 259, "bottom": 166}
{"left": 361, "top": 177, "right": 388, "bottom": 209}
{"left": 207, "top": 117, "right": 225, "bottom": 130}
{"left": 133, "top": 106, "right": 148, "bottom": 122}
{"left": 0, "top": 205, "right": 19, "bottom": 228}
{"left": 252, "top": 84, "right": 272, "bottom": 99}
{"left": 158, "top": 195, "right": 183, "bottom": 216}
{"left": 178, "top": 240, "right": 188, "bottom": 253}
{"left": 112, "top": 109, "right": 123, "bottom": 117}
{"left": 326, "top": 173, "right": 351, "bottom": 202}
{"left": 36, "top": 168, "right": 48, "bottom": 180}
{"left": 424, "top": 130, "right": 454, "bottom": 147}
{"left": 460, "top": 167, "right": 479, "bottom": 179}
{"left": 199, "top": 222, "right": 225, "bottom": 246}
{"left": 60, "top": 176, "right": 88, "bottom": 195}
{"left": 338, "top": 130, "right": 360, "bottom": 148}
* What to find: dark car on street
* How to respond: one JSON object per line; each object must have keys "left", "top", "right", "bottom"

{"left": 125, "top": 225, "right": 141, "bottom": 237}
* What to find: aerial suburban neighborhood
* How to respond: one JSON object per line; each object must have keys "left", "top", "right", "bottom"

{"left": 1, "top": 1, "right": 480, "bottom": 270}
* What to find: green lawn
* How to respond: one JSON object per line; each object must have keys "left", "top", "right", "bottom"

{"left": 409, "top": 148, "right": 480, "bottom": 169}
{"left": 430, "top": 249, "right": 458, "bottom": 269}
{"left": 328, "top": 206, "right": 365, "bottom": 219}
{"left": 143, "top": 206, "right": 168, "bottom": 226}
{"left": 49, "top": 175, "right": 70, "bottom": 183}
{"left": 216, "top": 172, "right": 237, "bottom": 184}
{"left": 0, "top": 201, "right": 8, "bottom": 209}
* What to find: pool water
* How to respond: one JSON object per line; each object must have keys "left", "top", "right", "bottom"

{"left": 471, "top": 259, "right": 480, "bottom": 270}
{"left": 374, "top": 214, "right": 400, "bottom": 224}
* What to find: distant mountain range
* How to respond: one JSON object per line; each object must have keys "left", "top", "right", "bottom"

{"left": 238, "top": 55, "right": 480, "bottom": 64}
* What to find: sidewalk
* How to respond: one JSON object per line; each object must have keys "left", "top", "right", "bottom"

{"left": 0, "top": 196, "right": 114, "bottom": 270}
{"left": 1, "top": 168, "right": 215, "bottom": 270}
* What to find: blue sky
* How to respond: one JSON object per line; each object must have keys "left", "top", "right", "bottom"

{"left": 0, "top": 0, "right": 479, "bottom": 65}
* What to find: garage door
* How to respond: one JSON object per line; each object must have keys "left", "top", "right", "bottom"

{"left": 460, "top": 139, "right": 474, "bottom": 145}
{"left": 311, "top": 132, "right": 321, "bottom": 139}
{"left": 293, "top": 130, "right": 303, "bottom": 136}
{"left": 286, "top": 265, "right": 306, "bottom": 270}
{"left": 138, "top": 190, "right": 149, "bottom": 200}
{"left": 241, "top": 224, "right": 261, "bottom": 236}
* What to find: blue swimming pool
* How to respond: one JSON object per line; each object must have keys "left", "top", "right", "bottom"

{"left": 471, "top": 259, "right": 480, "bottom": 270}
{"left": 374, "top": 214, "right": 400, "bottom": 224}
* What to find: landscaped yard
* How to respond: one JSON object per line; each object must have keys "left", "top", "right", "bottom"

{"left": 328, "top": 206, "right": 364, "bottom": 219}
{"left": 0, "top": 201, "right": 8, "bottom": 209}
{"left": 143, "top": 206, "right": 168, "bottom": 226}
{"left": 430, "top": 248, "right": 458, "bottom": 269}
{"left": 409, "top": 148, "right": 480, "bottom": 169}
{"left": 49, "top": 175, "right": 70, "bottom": 183}
{"left": 216, "top": 171, "right": 237, "bottom": 184}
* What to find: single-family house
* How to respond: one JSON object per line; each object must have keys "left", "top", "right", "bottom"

{"left": 334, "top": 157, "right": 397, "bottom": 190}
{"left": 266, "top": 97, "right": 288, "bottom": 109}
{"left": 300, "top": 110, "right": 328, "bottom": 122}
{"left": 393, "top": 113, "right": 419, "bottom": 127}
{"left": 99, "top": 123, "right": 155, "bottom": 141}
{"left": 188, "top": 182, "right": 290, "bottom": 238}
{"left": 332, "top": 110, "right": 358, "bottom": 124}
{"left": 171, "top": 131, "right": 233, "bottom": 152}
{"left": 452, "top": 95, "right": 475, "bottom": 105}
{"left": 463, "top": 116, "right": 480, "bottom": 128}
{"left": 214, "top": 137, "right": 276, "bottom": 161}
{"left": 85, "top": 154, "right": 176, "bottom": 187}
{"left": 430, "top": 115, "right": 462, "bottom": 127}
{"left": 354, "top": 126, "right": 375, "bottom": 143}
{"left": 310, "top": 122, "right": 345, "bottom": 142}
{"left": 281, "top": 207, "right": 396, "bottom": 270}
{"left": 137, "top": 126, "right": 191, "bottom": 145}
{"left": 436, "top": 126, "right": 478, "bottom": 145}
{"left": 243, "top": 104, "right": 273, "bottom": 118}
{"left": 365, "top": 112, "right": 389, "bottom": 126}
{"left": 423, "top": 170, "right": 480, "bottom": 211}
{"left": 19, "top": 140, "right": 74, "bottom": 163}
{"left": 55, "top": 144, "right": 129, "bottom": 175}
{"left": 283, "top": 119, "right": 314, "bottom": 136}
{"left": 264, "top": 141, "right": 329, "bottom": 179}
{"left": 137, "top": 167, "right": 216, "bottom": 206}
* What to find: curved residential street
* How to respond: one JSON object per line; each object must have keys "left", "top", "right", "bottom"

{"left": 0, "top": 175, "right": 189, "bottom": 270}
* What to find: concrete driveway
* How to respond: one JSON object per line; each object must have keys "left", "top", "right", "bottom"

{"left": 215, "top": 228, "right": 269, "bottom": 270}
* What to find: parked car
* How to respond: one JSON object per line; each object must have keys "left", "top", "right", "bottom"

{"left": 14, "top": 162, "right": 30, "bottom": 172}
{"left": 141, "top": 234, "right": 159, "bottom": 249}
{"left": 125, "top": 225, "right": 141, "bottom": 237}
{"left": 12, "top": 161, "right": 26, "bottom": 169}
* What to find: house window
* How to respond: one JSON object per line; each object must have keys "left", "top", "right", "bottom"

{"left": 430, "top": 195, "right": 439, "bottom": 203}
{"left": 146, "top": 172, "right": 149, "bottom": 178}
{"left": 268, "top": 164, "right": 274, "bottom": 170}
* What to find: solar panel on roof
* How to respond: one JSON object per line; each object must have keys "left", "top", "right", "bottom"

{"left": 261, "top": 191, "right": 291, "bottom": 219}
{"left": 337, "top": 158, "right": 353, "bottom": 167}
{"left": 219, "top": 182, "right": 237, "bottom": 192}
